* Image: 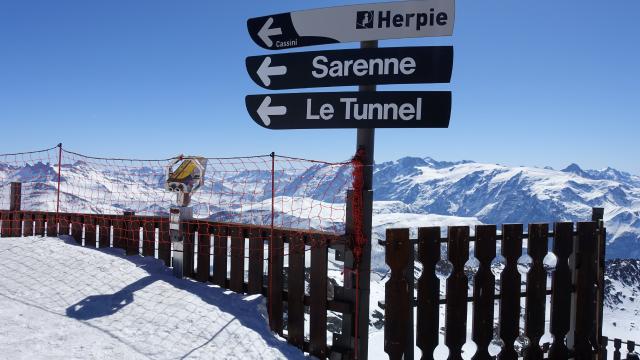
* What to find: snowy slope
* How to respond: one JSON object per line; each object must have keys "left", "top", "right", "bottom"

{"left": 0, "top": 236, "right": 305, "bottom": 360}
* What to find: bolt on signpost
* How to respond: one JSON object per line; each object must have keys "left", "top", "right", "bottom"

{"left": 246, "top": 1, "right": 455, "bottom": 358}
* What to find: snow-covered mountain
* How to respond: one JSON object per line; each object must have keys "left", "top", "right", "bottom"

{"left": 374, "top": 157, "right": 640, "bottom": 259}
{"left": 1, "top": 156, "right": 639, "bottom": 259}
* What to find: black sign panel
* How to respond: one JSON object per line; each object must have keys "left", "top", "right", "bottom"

{"left": 247, "top": 0, "right": 454, "bottom": 50}
{"left": 246, "top": 46, "right": 453, "bottom": 90}
{"left": 245, "top": 91, "right": 451, "bottom": 130}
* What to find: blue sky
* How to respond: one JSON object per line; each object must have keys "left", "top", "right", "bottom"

{"left": 1, "top": 0, "right": 638, "bottom": 173}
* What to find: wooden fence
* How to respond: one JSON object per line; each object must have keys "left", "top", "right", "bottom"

{"left": 381, "top": 208, "right": 608, "bottom": 360}
{"left": 602, "top": 338, "right": 639, "bottom": 360}
{"left": 0, "top": 183, "right": 359, "bottom": 359}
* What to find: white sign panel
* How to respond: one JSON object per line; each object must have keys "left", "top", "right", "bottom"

{"left": 247, "top": 0, "right": 455, "bottom": 50}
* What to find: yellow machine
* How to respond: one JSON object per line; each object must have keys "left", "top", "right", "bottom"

{"left": 165, "top": 156, "right": 207, "bottom": 207}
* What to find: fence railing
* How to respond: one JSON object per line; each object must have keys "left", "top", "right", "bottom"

{"left": 0, "top": 182, "right": 360, "bottom": 359}
{"left": 602, "top": 338, "right": 639, "bottom": 360}
{"left": 380, "top": 208, "right": 607, "bottom": 360}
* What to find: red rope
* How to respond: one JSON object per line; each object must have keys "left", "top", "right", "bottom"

{"left": 351, "top": 149, "right": 366, "bottom": 266}
{"left": 350, "top": 149, "right": 367, "bottom": 360}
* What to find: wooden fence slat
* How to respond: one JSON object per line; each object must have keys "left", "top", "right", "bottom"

{"left": 601, "top": 336, "right": 608, "bottom": 360}
{"left": 10, "top": 212, "right": 21, "bottom": 237}
{"left": 112, "top": 218, "right": 124, "bottom": 249}
{"left": 22, "top": 212, "right": 34, "bottom": 237}
{"left": 46, "top": 213, "right": 57, "bottom": 237}
{"left": 613, "top": 338, "right": 621, "bottom": 360}
{"left": 384, "top": 228, "right": 411, "bottom": 360}
{"left": 269, "top": 231, "right": 285, "bottom": 335}
{"left": 417, "top": 227, "right": 441, "bottom": 359}
{"left": 548, "top": 222, "right": 574, "bottom": 359}
{"left": 125, "top": 216, "right": 139, "bottom": 256}
{"left": 34, "top": 214, "right": 46, "bottom": 237}
{"left": 287, "top": 233, "right": 305, "bottom": 349}
{"left": 627, "top": 341, "right": 636, "bottom": 358}
{"left": 84, "top": 216, "right": 97, "bottom": 248}
{"left": 308, "top": 234, "right": 327, "bottom": 358}
{"left": 213, "top": 226, "right": 228, "bottom": 287}
{"left": 59, "top": 215, "right": 70, "bottom": 236}
{"left": 446, "top": 226, "right": 470, "bottom": 360}
{"left": 247, "top": 228, "right": 265, "bottom": 294}
{"left": 574, "top": 221, "right": 598, "bottom": 359}
{"left": 158, "top": 220, "right": 171, "bottom": 266}
{"left": 524, "top": 223, "right": 549, "bottom": 360}
{"left": 98, "top": 217, "right": 110, "bottom": 248}
{"left": 498, "top": 224, "right": 523, "bottom": 360}
{"left": 182, "top": 223, "right": 195, "bottom": 278}
{"left": 143, "top": 221, "right": 155, "bottom": 257}
{"left": 196, "top": 223, "right": 211, "bottom": 282}
{"left": 472, "top": 225, "right": 497, "bottom": 360}
{"left": 229, "top": 226, "right": 245, "bottom": 293}
{"left": 0, "top": 211, "right": 10, "bottom": 237}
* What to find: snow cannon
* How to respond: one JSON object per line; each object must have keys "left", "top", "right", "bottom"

{"left": 165, "top": 156, "right": 207, "bottom": 207}
{"left": 165, "top": 155, "right": 207, "bottom": 279}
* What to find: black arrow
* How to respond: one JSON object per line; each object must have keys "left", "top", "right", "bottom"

{"left": 245, "top": 92, "right": 451, "bottom": 130}
{"left": 246, "top": 46, "right": 453, "bottom": 90}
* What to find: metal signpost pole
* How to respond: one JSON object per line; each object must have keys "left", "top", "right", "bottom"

{"left": 355, "top": 39, "right": 376, "bottom": 360}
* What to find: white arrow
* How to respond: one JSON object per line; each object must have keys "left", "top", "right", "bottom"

{"left": 257, "top": 96, "right": 287, "bottom": 126}
{"left": 258, "top": 17, "right": 282, "bottom": 48}
{"left": 257, "top": 57, "right": 287, "bottom": 87}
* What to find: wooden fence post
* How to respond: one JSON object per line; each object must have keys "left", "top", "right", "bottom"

{"left": 10, "top": 182, "right": 21, "bottom": 211}
{"left": 9, "top": 182, "right": 21, "bottom": 237}
{"left": 98, "top": 217, "right": 110, "bottom": 248}
{"left": 35, "top": 213, "right": 45, "bottom": 237}
{"left": 247, "top": 228, "right": 264, "bottom": 295}
{"left": 384, "top": 228, "right": 411, "bottom": 360}
{"left": 84, "top": 216, "right": 96, "bottom": 248}
{"left": 287, "top": 233, "right": 305, "bottom": 350}
{"left": 548, "top": 222, "right": 574, "bottom": 359}
{"left": 213, "top": 226, "right": 228, "bottom": 287}
{"left": 446, "top": 226, "right": 470, "bottom": 360}
{"left": 417, "top": 227, "right": 442, "bottom": 359}
{"left": 46, "top": 213, "right": 58, "bottom": 237}
{"left": 158, "top": 219, "right": 171, "bottom": 266}
{"left": 524, "top": 223, "right": 549, "bottom": 360}
{"left": 574, "top": 221, "right": 598, "bottom": 359}
{"left": 71, "top": 214, "right": 82, "bottom": 243}
{"left": 143, "top": 220, "right": 155, "bottom": 257}
{"left": 124, "top": 211, "right": 138, "bottom": 256}
{"left": 309, "top": 234, "right": 327, "bottom": 358}
{"left": 499, "top": 224, "right": 524, "bottom": 360}
{"left": 269, "top": 230, "right": 285, "bottom": 336}
{"left": 196, "top": 222, "right": 211, "bottom": 282}
{"left": 229, "top": 226, "right": 245, "bottom": 292}
{"left": 472, "top": 225, "right": 497, "bottom": 360}
{"left": 22, "top": 212, "right": 34, "bottom": 237}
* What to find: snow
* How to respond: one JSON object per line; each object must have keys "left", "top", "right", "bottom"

{"left": 0, "top": 236, "right": 305, "bottom": 359}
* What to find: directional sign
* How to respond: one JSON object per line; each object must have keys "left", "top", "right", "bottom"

{"left": 246, "top": 46, "right": 452, "bottom": 90}
{"left": 247, "top": 0, "right": 455, "bottom": 50}
{"left": 245, "top": 92, "right": 451, "bottom": 130}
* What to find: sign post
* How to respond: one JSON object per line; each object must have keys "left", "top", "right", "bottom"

{"left": 245, "top": 1, "right": 455, "bottom": 358}
{"left": 354, "top": 38, "right": 376, "bottom": 360}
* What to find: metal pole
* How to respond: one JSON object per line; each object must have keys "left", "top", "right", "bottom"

{"left": 55, "top": 143, "right": 63, "bottom": 218}
{"left": 354, "top": 39, "right": 376, "bottom": 360}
